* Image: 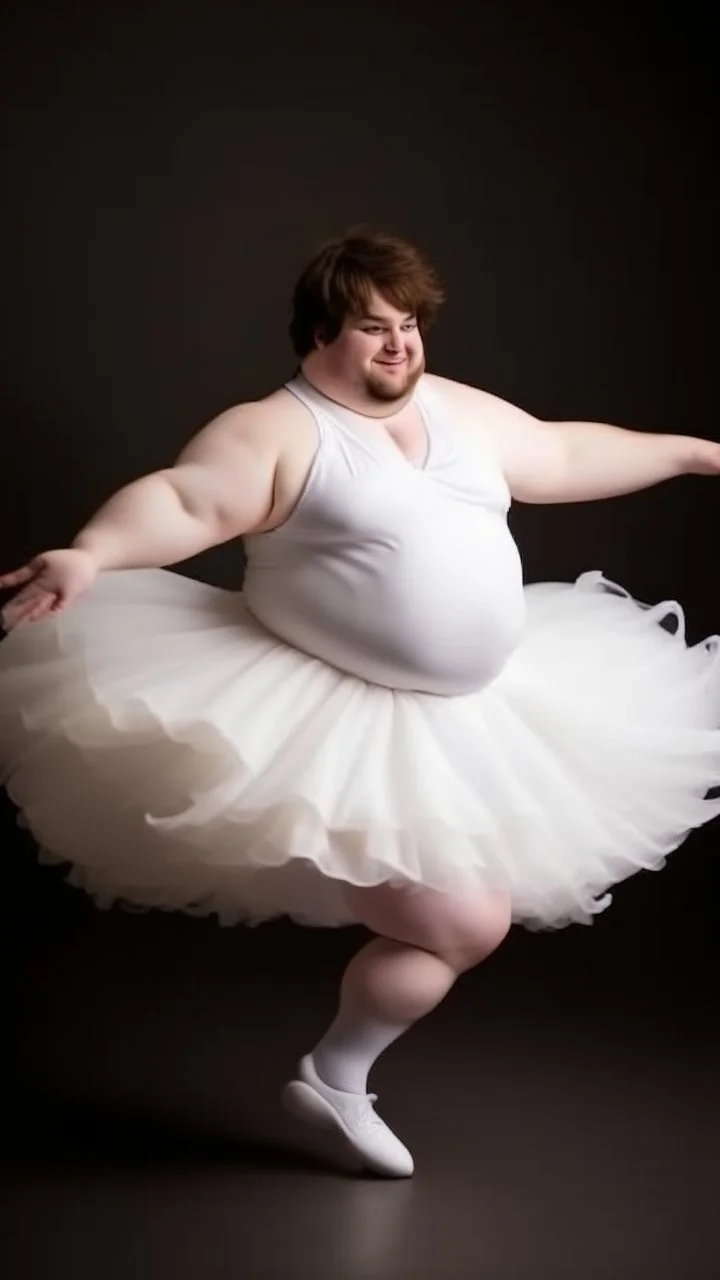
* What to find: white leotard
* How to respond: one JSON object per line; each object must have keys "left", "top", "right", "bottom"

{"left": 242, "top": 374, "right": 526, "bottom": 695}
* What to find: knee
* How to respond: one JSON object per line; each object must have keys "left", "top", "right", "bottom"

{"left": 440, "top": 888, "right": 512, "bottom": 972}
{"left": 344, "top": 880, "right": 512, "bottom": 974}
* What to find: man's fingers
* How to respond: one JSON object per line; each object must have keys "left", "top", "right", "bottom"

{"left": 24, "top": 600, "right": 58, "bottom": 624}
{"left": 2, "top": 591, "right": 57, "bottom": 629}
{"left": 0, "top": 565, "right": 36, "bottom": 589}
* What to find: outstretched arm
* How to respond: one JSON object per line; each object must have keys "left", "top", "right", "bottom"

{"left": 0, "top": 404, "right": 279, "bottom": 629}
{"left": 434, "top": 376, "right": 720, "bottom": 503}
{"left": 73, "top": 405, "right": 279, "bottom": 568}
{"left": 511, "top": 417, "right": 719, "bottom": 505}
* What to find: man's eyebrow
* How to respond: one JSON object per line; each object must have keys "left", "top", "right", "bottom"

{"left": 361, "top": 312, "right": 415, "bottom": 322}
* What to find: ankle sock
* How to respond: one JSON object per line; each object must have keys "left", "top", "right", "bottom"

{"left": 310, "top": 1008, "right": 409, "bottom": 1094}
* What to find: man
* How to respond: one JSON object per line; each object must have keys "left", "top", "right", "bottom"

{"left": 1, "top": 228, "right": 719, "bottom": 1177}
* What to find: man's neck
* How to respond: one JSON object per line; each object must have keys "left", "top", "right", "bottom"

{"left": 298, "top": 362, "right": 416, "bottom": 420}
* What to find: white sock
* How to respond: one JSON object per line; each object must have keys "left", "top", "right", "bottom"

{"left": 310, "top": 1007, "right": 410, "bottom": 1095}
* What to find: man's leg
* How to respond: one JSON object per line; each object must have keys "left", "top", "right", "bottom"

{"left": 283, "top": 881, "right": 511, "bottom": 1176}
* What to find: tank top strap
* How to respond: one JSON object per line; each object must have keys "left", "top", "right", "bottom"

{"left": 284, "top": 374, "right": 399, "bottom": 466}
{"left": 284, "top": 374, "right": 334, "bottom": 443}
{"left": 413, "top": 377, "right": 458, "bottom": 466}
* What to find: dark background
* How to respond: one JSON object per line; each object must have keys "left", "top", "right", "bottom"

{"left": 1, "top": 2, "right": 717, "bottom": 1277}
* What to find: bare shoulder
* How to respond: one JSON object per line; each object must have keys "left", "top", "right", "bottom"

{"left": 422, "top": 373, "right": 533, "bottom": 461}
{"left": 423, "top": 372, "right": 477, "bottom": 403}
{"left": 175, "top": 385, "right": 306, "bottom": 464}
{"left": 424, "top": 372, "right": 536, "bottom": 423}
{"left": 423, "top": 374, "right": 566, "bottom": 501}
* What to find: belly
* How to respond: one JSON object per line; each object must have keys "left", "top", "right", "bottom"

{"left": 243, "top": 522, "right": 526, "bottom": 696}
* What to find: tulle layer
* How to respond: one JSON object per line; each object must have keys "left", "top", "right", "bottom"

{"left": 0, "top": 568, "right": 718, "bottom": 929}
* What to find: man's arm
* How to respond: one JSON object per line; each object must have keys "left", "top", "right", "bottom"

{"left": 431, "top": 376, "right": 720, "bottom": 504}
{"left": 0, "top": 402, "right": 282, "bottom": 629}
{"left": 73, "top": 404, "right": 280, "bottom": 569}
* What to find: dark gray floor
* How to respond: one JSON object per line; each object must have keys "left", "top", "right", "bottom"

{"left": 1, "top": 877, "right": 718, "bottom": 1280}
{"left": 3, "top": 1023, "right": 719, "bottom": 1280}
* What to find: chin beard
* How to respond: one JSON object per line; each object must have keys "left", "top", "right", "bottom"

{"left": 364, "top": 360, "right": 425, "bottom": 403}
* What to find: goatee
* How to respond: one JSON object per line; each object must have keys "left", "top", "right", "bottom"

{"left": 364, "top": 359, "right": 425, "bottom": 405}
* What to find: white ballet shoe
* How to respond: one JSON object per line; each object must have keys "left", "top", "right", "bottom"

{"left": 281, "top": 1054, "right": 414, "bottom": 1178}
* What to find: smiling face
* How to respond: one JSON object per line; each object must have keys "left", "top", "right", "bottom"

{"left": 310, "top": 287, "right": 426, "bottom": 408}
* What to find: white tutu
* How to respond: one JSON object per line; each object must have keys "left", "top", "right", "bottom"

{"left": 1, "top": 567, "right": 718, "bottom": 929}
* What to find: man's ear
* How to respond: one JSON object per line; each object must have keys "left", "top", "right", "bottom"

{"left": 313, "top": 325, "right": 327, "bottom": 349}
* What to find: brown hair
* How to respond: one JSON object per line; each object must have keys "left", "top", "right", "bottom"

{"left": 289, "top": 226, "right": 446, "bottom": 357}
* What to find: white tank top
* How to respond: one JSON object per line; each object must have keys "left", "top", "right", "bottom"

{"left": 242, "top": 373, "right": 526, "bottom": 695}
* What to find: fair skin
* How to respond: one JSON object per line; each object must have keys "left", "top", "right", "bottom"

{"left": 1, "top": 288, "right": 719, "bottom": 1052}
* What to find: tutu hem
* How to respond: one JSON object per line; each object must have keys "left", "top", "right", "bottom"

{"left": 1, "top": 567, "right": 719, "bottom": 930}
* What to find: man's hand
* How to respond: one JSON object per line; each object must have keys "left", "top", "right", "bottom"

{"left": 0, "top": 548, "right": 99, "bottom": 631}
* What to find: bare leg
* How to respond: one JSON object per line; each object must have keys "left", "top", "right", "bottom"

{"left": 283, "top": 880, "right": 512, "bottom": 1177}
{"left": 311, "top": 881, "right": 512, "bottom": 1092}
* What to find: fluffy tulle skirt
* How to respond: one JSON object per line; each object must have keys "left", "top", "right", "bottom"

{"left": 1, "top": 568, "right": 718, "bottom": 928}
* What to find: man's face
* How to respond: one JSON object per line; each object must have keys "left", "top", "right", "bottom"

{"left": 318, "top": 288, "right": 426, "bottom": 404}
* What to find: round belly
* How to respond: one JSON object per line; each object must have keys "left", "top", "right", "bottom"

{"left": 244, "top": 530, "right": 526, "bottom": 696}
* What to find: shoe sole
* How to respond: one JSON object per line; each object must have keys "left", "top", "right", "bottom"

{"left": 281, "top": 1080, "right": 413, "bottom": 1178}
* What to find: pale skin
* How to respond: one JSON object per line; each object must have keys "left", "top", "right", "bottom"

{"left": 2, "top": 290, "right": 719, "bottom": 1049}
